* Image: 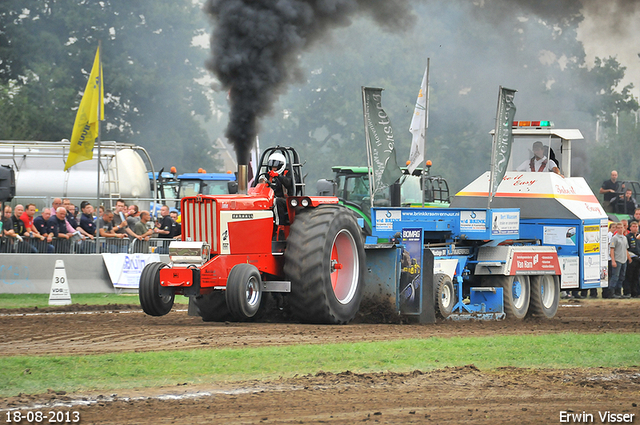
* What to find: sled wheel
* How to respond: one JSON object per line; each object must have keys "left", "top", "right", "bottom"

{"left": 284, "top": 205, "right": 365, "bottom": 324}
{"left": 139, "top": 262, "right": 174, "bottom": 316}
{"left": 498, "top": 275, "right": 530, "bottom": 319}
{"left": 191, "top": 292, "right": 231, "bottom": 322}
{"left": 528, "top": 275, "right": 560, "bottom": 319}
{"left": 435, "top": 273, "right": 456, "bottom": 319}
{"left": 226, "top": 263, "right": 263, "bottom": 320}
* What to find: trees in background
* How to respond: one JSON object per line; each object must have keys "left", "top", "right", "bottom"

{"left": 0, "top": 0, "right": 219, "bottom": 173}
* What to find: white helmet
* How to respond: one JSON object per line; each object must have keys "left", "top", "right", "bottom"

{"left": 267, "top": 152, "right": 287, "bottom": 175}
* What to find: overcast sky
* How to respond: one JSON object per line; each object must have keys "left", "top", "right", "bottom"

{"left": 578, "top": 0, "right": 640, "bottom": 99}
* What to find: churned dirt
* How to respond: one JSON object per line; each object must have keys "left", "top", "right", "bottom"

{"left": 1, "top": 298, "right": 639, "bottom": 424}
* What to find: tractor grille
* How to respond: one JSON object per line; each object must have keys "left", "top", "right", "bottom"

{"left": 182, "top": 197, "right": 217, "bottom": 251}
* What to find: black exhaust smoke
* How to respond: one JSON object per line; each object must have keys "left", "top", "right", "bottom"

{"left": 203, "top": 0, "right": 416, "bottom": 166}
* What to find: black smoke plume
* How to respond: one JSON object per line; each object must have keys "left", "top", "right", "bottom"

{"left": 203, "top": 0, "right": 416, "bottom": 165}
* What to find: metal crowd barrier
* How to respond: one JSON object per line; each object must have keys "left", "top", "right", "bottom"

{"left": 0, "top": 236, "right": 175, "bottom": 254}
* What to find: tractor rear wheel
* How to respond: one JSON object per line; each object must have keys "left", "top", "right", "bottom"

{"left": 284, "top": 205, "right": 365, "bottom": 324}
{"left": 191, "top": 292, "right": 231, "bottom": 322}
{"left": 498, "top": 275, "right": 530, "bottom": 319}
{"left": 139, "top": 262, "right": 174, "bottom": 316}
{"left": 226, "top": 263, "right": 263, "bottom": 321}
{"left": 435, "top": 273, "right": 456, "bottom": 319}
{"left": 528, "top": 275, "right": 560, "bottom": 318}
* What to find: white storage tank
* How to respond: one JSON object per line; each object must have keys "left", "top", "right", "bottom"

{"left": 0, "top": 140, "right": 155, "bottom": 210}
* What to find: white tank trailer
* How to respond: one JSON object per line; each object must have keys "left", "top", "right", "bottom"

{"left": 0, "top": 140, "right": 156, "bottom": 210}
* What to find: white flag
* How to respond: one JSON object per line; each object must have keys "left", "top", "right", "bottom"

{"left": 408, "top": 66, "right": 428, "bottom": 173}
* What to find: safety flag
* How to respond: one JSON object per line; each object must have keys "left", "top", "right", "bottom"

{"left": 64, "top": 47, "right": 104, "bottom": 171}
{"left": 408, "top": 64, "right": 428, "bottom": 174}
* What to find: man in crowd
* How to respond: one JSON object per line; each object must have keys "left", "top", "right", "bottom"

{"left": 96, "top": 210, "right": 126, "bottom": 253}
{"left": 1, "top": 205, "right": 13, "bottom": 252}
{"left": 154, "top": 205, "right": 174, "bottom": 253}
{"left": 113, "top": 199, "right": 137, "bottom": 239}
{"left": 131, "top": 210, "right": 154, "bottom": 253}
{"left": 609, "top": 222, "right": 632, "bottom": 298}
{"left": 48, "top": 207, "right": 72, "bottom": 253}
{"left": 600, "top": 170, "right": 624, "bottom": 213}
{"left": 170, "top": 211, "right": 181, "bottom": 239}
{"left": 79, "top": 201, "right": 96, "bottom": 238}
{"left": 34, "top": 208, "right": 55, "bottom": 250}
{"left": 624, "top": 221, "right": 640, "bottom": 298}
{"left": 19, "top": 203, "right": 48, "bottom": 252}
{"left": 614, "top": 188, "right": 638, "bottom": 216}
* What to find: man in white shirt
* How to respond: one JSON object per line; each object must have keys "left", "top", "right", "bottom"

{"left": 516, "top": 141, "right": 561, "bottom": 175}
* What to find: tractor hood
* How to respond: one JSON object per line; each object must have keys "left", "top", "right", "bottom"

{"left": 451, "top": 171, "right": 607, "bottom": 221}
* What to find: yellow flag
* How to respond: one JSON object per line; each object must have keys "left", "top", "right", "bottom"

{"left": 64, "top": 47, "right": 104, "bottom": 171}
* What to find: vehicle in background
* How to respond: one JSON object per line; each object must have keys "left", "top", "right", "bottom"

{"left": 316, "top": 165, "right": 450, "bottom": 234}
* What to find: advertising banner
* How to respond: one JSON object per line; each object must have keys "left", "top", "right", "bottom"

{"left": 399, "top": 228, "right": 423, "bottom": 314}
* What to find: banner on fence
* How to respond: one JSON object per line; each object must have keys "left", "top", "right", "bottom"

{"left": 102, "top": 253, "right": 160, "bottom": 289}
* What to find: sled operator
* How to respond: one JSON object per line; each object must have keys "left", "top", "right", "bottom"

{"left": 516, "top": 141, "right": 562, "bottom": 175}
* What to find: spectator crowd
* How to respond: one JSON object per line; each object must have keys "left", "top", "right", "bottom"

{"left": 0, "top": 198, "right": 180, "bottom": 254}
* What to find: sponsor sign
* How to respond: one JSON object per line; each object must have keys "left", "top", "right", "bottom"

{"left": 600, "top": 219, "right": 609, "bottom": 287}
{"left": 460, "top": 210, "right": 486, "bottom": 232}
{"left": 559, "top": 256, "right": 579, "bottom": 289}
{"left": 491, "top": 211, "right": 519, "bottom": 235}
{"left": 375, "top": 209, "right": 401, "bottom": 230}
{"left": 399, "top": 228, "right": 423, "bottom": 315}
{"left": 583, "top": 253, "right": 601, "bottom": 284}
{"left": 583, "top": 225, "right": 600, "bottom": 254}
{"left": 543, "top": 226, "right": 577, "bottom": 246}
{"left": 510, "top": 252, "right": 560, "bottom": 275}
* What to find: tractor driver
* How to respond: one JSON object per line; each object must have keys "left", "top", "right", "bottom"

{"left": 261, "top": 152, "right": 293, "bottom": 227}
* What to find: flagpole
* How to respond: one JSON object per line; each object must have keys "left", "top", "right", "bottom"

{"left": 421, "top": 58, "right": 430, "bottom": 207}
{"left": 96, "top": 41, "right": 102, "bottom": 253}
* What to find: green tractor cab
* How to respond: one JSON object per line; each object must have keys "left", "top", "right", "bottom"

{"left": 317, "top": 166, "right": 450, "bottom": 234}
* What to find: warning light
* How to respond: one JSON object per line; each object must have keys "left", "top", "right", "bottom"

{"left": 512, "top": 121, "right": 553, "bottom": 128}
{"left": 426, "top": 160, "right": 432, "bottom": 167}
{"left": 406, "top": 160, "right": 411, "bottom": 166}
{"left": 170, "top": 166, "right": 177, "bottom": 174}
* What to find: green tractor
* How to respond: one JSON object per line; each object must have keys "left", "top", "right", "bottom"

{"left": 316, "top": 165, "right": 450, "bottom": 234}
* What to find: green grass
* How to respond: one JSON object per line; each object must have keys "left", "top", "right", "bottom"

{"left": 1, "top": 333, "right": 638, "bottom": 397}
{"left": 0, "top": 293, "right": 188, "bottom": 309}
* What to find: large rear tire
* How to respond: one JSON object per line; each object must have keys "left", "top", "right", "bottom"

{"left": 139, "top": 262, "right": 174, "bottom": 316}
{"left": 434, "top": 273, "right": 456, "bottom": 319}
{"left": 192, "top": 292, "right": 231, "bottom": 322}
{"left": 226, "top": 263, "right": 263, "bottom": 320}
{"left": 284, "top": 205, "right": 365, "bottom": 324}
{"left": 498, "top": 275, "right": 530, "bottom": 319}
{"left": 529, "top": 275, "right": 560, "bottom": 318}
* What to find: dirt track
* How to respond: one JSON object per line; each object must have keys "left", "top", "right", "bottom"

{"left": 1, "top": 299, "right": 639, "bottom": 424}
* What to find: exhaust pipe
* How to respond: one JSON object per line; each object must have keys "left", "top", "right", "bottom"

{"left": 238, "top": 164, "right": 248, "bottom": 194}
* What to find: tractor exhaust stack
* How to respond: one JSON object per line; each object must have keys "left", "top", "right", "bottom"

{"left": 238, "top": 164, "right": 248, "bottom": 194}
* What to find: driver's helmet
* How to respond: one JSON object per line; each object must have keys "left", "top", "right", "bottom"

{"left": 267, "top": 152, "right": 287, "bottom": 175}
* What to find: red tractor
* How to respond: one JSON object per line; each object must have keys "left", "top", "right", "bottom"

{"left": 139, "top": 146, "right": 366, "bottom": 324}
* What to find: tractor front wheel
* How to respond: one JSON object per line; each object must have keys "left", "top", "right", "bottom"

{"left": 226, "top": 263, "right": 263, "bottom": 320}
{"left": 139, "top": 262, "right": 174, "bottom": 316}
{"left": 284, "top": 205, "right": 365, "bottom": 324}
